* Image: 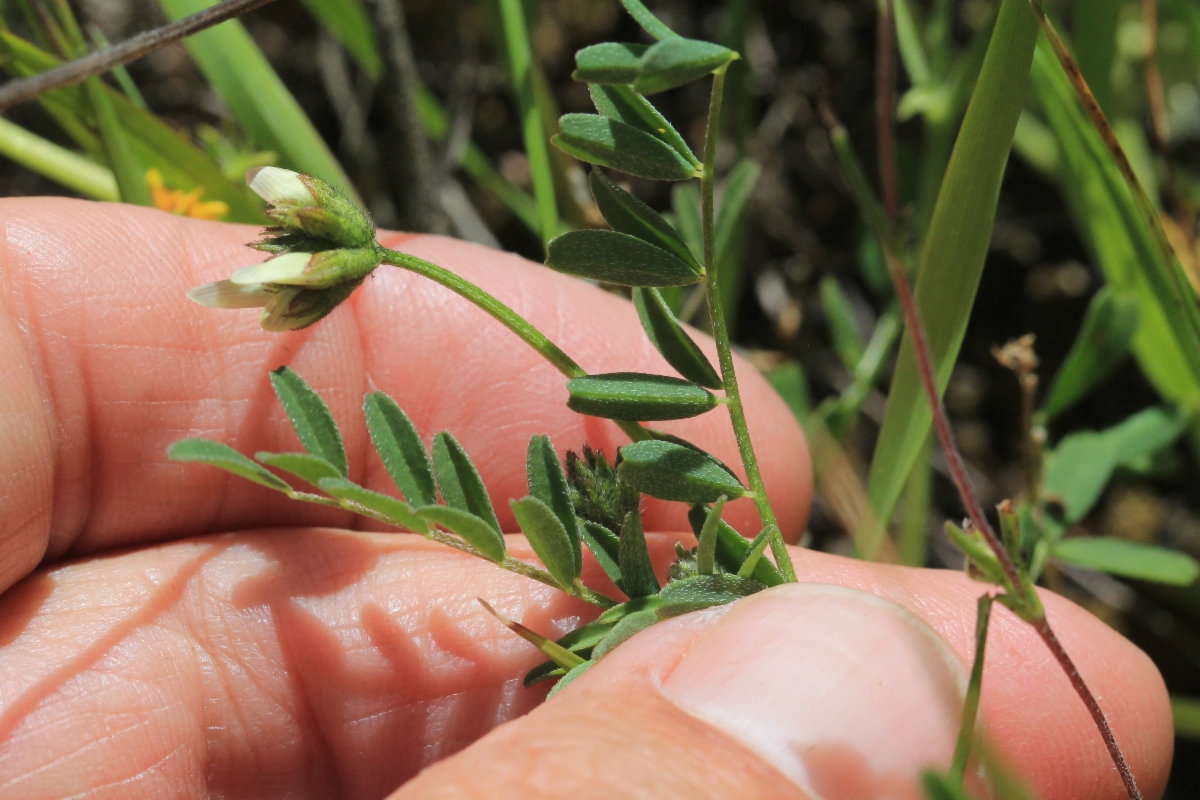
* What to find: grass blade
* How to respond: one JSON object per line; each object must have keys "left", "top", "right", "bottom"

{"left": 0, "top": 116, "right": 116, "bottom": 199}
{"left": 297, "top": 0, "right": 381, "bottom": 78}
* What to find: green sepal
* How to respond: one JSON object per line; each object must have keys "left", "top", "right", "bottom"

{"left": 547, "top": 229, "right": 702, "bottom": 287}
{"left": 553, "top": 114, "right": 699, "bottom": 181}
{"left": 420, "top": 505, "right": 507, "bottom": 563}
{"left": 567, "top": 372, "right": 718, "bottom": 421}
{"left": 363, "top": 391, "right": 438, "bottom": 506}
{"left": 590, "top": 169, "right": 700, "bottom": 270}
{"left": 618, "top": 508, "right": 661, "bottom": 598}
{"left": 572, "top": 42, "right": 647, "bottom": 84}
{"left": 546, "top": 659, "right": 597, "bottom": 699}
{"left": 633, "top": 288, "right": 722, "bottom": 389}
{"left": 318, "top": 477, "right": 429, "bottom": 533}
{"left": 167, "top": 438, "right": 292, "bottom": 493}
{"left": 634, "top": 38, "right": 736, "bottom": 95}
{"left": 619, "top": 440, "right": 746, "bottom": 503}
{"left": 511, "top": 496, "right": 580, "bottom": 588}
{"left": 588, "top": 84, "right": 697, "bottom": 167}
{"left": 581, "top": 520, "right": 623, "bottom": 588}
{"left": 527, "top": 435, "right": 582, "bottom": 576}
{"left": 695, "top": 496, "right": 726, "bottom": 575}
{"left": 269, "top": 366, "right": 348, "bottom": 476}
{"left": 432, "top": 432, "right": 502, "bottom": 533}
{"left": 254, "top": 451, "right": 342, "bottom": 486}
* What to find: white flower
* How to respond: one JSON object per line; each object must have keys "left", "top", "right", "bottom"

{"left": 246, "top": 166, "right": 316, "bottom": 207}
{"left": 188, "top": 280, "right": 274, "bottom": 309}
{"left": 230, "top": 252, "right": 314, "bottom": 286}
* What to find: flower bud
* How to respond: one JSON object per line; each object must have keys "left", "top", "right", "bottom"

{"left": 230, "top": 247, "right": 381, "bottom": 290}
{"left": 247, "top": 166, "right": 374, "bottom": 248}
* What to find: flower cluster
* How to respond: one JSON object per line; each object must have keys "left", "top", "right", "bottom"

{"left": 188, "top": 167, "right": 381, "bottom": 331}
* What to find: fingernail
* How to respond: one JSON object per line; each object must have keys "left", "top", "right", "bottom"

{"left": 660, "top": 584, "right": 967, "bottom": 798}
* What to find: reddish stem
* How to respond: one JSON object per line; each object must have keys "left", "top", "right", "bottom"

{"left": 876, "top": 0, "right": 899, "bottom": 220}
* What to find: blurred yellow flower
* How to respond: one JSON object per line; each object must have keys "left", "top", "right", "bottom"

{"left": 145, "top": 169, "right": 229, "bottom": 220}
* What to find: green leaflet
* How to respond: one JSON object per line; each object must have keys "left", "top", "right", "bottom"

{"left": 318, "top": 477, "right": 429, "bottom": 533}
{"left": 420, "top": 506, "right": 507, "bottom": 562}
{"left": 590, "top": 170, "right": 700, "bottom": 270}
{"left": 861, "top": 0, "right": 1039, "bottom": 558}
{"left": 363, "top": 392, "right": 438, "bottom": 506}
{"left": 695, "top": 496, "right": 726, "bottom": 575}
{"left": 566, "top": 372, "right": 718, "bottom": 421}
{"left": 588, "top": 84, "right": 697, "bottom": 167}
{"left": 167, "top": 438, "right": 291, "bottom": 492}
{"left": 546, "top": 229, "right": 702, "bottom": 287}
{"left": 270, "top": 367, "right": 349, "bottom": 476}
{"left": 511, "top": 496, "right": 579, "bottom": 588}
{"left": 619, "top": 440, "right": 745, "bottom": 503}
{"left": 1041, "top": 288, "right": 1140, "bottom": 420}
{"left": 634, "top": 37, "right": 736, "bottom": 95}
{"left": 255, "top": 451, "right": 342, "bottom": 486}
{"left": 553, "top": 114, "right": 699, "bottom": 181}
{"left": 581, "top": 520, "right": 623, "bottom": 587}
{"left": 618, "top": 508, "right": 660, "bottom": 598}
{"left": 527, "top": 435, "right": 582, "bottom": 576}
{"left": 432, "top": 432, "right": 502, "bottom": 533}
{"left": 633, "top": 288, "right": 722, "bottom": 389}
{"left": 573, "top": 43, "right": 648, "bottom": 84}
{"left": 657, "top": 573, "right": 765, "bottom": 612}
{"left": 297, "top": 0, "right": 381, "bottom": 78}
{"left": 1053, "top": 537, "right": 1199, "bottom": 586}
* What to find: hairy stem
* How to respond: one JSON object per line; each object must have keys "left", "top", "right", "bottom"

{"left": 700, "top": 65, "right": 796, "bottom": 582}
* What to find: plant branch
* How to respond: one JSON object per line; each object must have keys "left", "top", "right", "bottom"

{"left": 0, "top": 0, "right": 277, "bottom": 111}
{"left": 700, "top": 64, "right": 796, "bottom": 582}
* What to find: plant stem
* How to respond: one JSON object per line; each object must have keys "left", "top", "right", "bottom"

{"left": 950, "top": 592, "right": 994, "bottom": 786}
{"left": 0, "top": 116, "right": 116, "bottom": 199}
{"left": 699, "top": 65, "right": 796, "bottom": 583}
{"left": 876, "top": 0, "right": 899, "bottom": 221}
{"left": 379, "top": 248, "right": 650, "bottom": 445}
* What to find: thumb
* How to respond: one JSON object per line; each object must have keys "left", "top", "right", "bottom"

{"left": 394, "top": 577, "right": 1171, "bottom": 800}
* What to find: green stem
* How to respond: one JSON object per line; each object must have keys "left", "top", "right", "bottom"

{"left": 699, "top": 65, "right": 796, "bottom": 583}
{"left": 950, "top": 592, "right": 993, "bottom": 786}
{"left": 380, "top": 248, "right": 650, "bottom": 444}
{"left": 0, "top": 116, "right": 117, "bottom": 199}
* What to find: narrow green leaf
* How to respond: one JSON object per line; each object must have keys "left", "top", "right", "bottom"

{"left": 527, "top": 435, "right": 582, "bottom": 576}
{"left": 297, "top": 0, "right": 382, "bottom": 78}
{"left": 479, "top": 599, "right": 584, "bottom": 668}
{"left": 669, "top": 181, "right": 704, "bottom": 263}
{"left": 318, "top": 477, "right": 429, "bottom": 532}
{"left": 819, "top": 275, "right": 867, "bottom": 370}
{"left": 545, "top": 659, "right": 597, "bottom": 699}
{"left": 511, "top": 496, "right": 579, "bottom": 587}
{"left": 695, "top": 496, "right": 726, "bottom": 575}
{"left": 523, "top": 661, "right": 566, "bottom": 687}
{"left": 546, "top": 229, "right": 701, "bottom": 287}
{"left": 1041, "top": 288, "right": 1140, "bottom": 420}
{"left": 432, "top": 432, "right": 502, "bottom": 533}
{"left": 619, "top": 440, "right": 745, "bottom": 503}
{"left": 920, "top": 772, "right": 972, "bottom": 800}
{"left": 168, "top": 438, "right": 291, "bottom": 492}
{"left": 567, "top": 373, "right": 718, "bottom": 421}
{"left": 1053, "top": 537, "right": 1199, "bottom": 586}
{"left": 588, "top": 84, "right": 697, "bottom": 167}
{"left": 657, "top": 573, "right": 764, "bottom": 612}
{"left": 255, "top": 451, "right": 341, "bottom": 486}
{"left": 573, "top": 42, "right": 648, "bottom": 84}
{"left": 736, "top": 526, "right": 774, "bottom": 579}
{"left": 687, "top": 505, "right": 785, "bottom": 586}
{"left": 557, "top": 619, "right": 618, "bottom": 652}
{"left": 862, "top": 0, "right": 1039, "bottom": 558}
{"left": 598, "top": 595, "right": 661, "bottom": 624}
{"left": 766, "top": 361, "right": 811, "bottom": 422}
{"left": 420, "top": 506, "right": 507, "bottom": 562}
{"left": 553, "top": 114, "right": 699, "bottom": 181}
{"left": 363, "top": 392, "right": 438, "bottom": 506}
{"left": 590, "top": 169, "right": 700, "bottom": 270}
{"left": 269, "top": 366, "right": 348, "bottom": 476}
{"left": 83, "top": 76, "right": 150, "bottom": 206}
{"left": 633, "top": 288, "right": 723, "bottom": 389}
{"left": 713, "top": 158, "right": 761, "bottom": 270}
{"left": 580, "top": 520, "right": 623, "bottom": 587}
{"left": 618, "top": 508, "right": 660, "bottom": 598}
{"left": 619, "top": 0, "right": 680, "bottom": 41}
{"left": 591, "top": 607, "right": 660, "bottom": 660}
{"left": 0, "top": 116, "right": 117, "bottom": 200}
{"left": 634, "top": 38, "right": 736, "bottom": 95}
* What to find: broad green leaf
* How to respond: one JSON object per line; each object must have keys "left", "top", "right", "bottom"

{"left": 618, "top": 508, "right": 660, "bottom": 598}
{"left": 581, "top": 521, "right": 623, "bottom": 587}
{"left": 364, "top": 392, "right": 438, "bottom": 506}
{"left": 168, "top": 438, "right": 291, "bottom": 492}
{"left": 420, "top": 506, "right": 507, "bottom": 562}
{"left": 157, "top": 0, "right": 355, "bottom": 197}
{"left": 511, "top": 496, "right": 579, "bottom": 588}
{"left": 633, "top": 288, "right": 722, "bottom": 389}
{"left": 297, "top": 0, "right": 381, "bottom": 78}
{"left": 545, "top": 659, "right": 597, "bottom": 699}
{"left": 634, "top": 38, "right": 736, "bottom": 95}
{"left": 588, "top": 84, "right": 697, "bottom": 167}
{"left": 590, "top": 170, "right": 700, "bottom": 270}
{"left": 318, "top": 477, "right": 428, "bottom": 532}
{"left": 553, "top": 114, "right": 699, "bottom": 181}
{"left": 1053, "top": 537, "right": 1199, "bottom": 586}
{"left": 657, "top": 573, "right": 764, "bottom": 612}
{"left": 567, "top": 373, "right": 718, "bottom": 421}
{"left": 432, "top": 432, "right": 502, "bottom": 533}
{"left": 572, "top": 42, "right": 647, "bottom": 84}
{"left": 861, "top": 0, "right": 1039, "bottom": 558}
{"left": 687, "top": 505, "right": 784, "bottom": 586}
{"left": 546, "top": 230, "right": 701, "bottom": 286}
{"left": 269, "top": 367, "right": 348, "bottom": 476}
{"left": 255, "top": 452, "right": 341, "bottom": 486}
{"left": 819, "top": 275, "right": 867, "bottom": 370}
{"left": 619, "top": 0, "right": 680, "bottom": 41}
{"left": 1041, "top": 288, "right": 1140, "bottom": 420}
{"left": 527, "top": 435, "right": 582, "bottom": 575}
{"left": 695, "top": 496, "right": 726, "bottom": 575}
{"left": 591, "top": 608, "right": 660, "bottom": 660}
{"left": 619, "top": 440, "right": 745, "bottom": 503}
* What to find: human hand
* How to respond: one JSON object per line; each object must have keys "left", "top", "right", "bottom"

{"left": 0, "top": 200, "right": 1172, "bottom": 799}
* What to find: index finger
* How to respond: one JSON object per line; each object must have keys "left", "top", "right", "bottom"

{"left": 0, "top": 198, "right": 811, "bottom": 592}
